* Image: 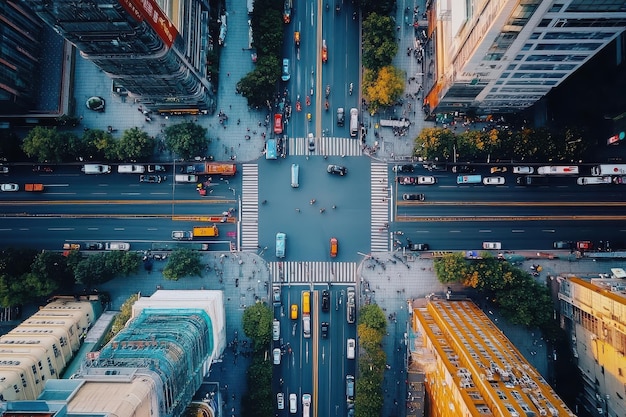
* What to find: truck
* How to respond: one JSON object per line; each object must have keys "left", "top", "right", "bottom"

{"left": 172, "top": 231, "right": 193, "bottom": 240}
{"left": 349, "top": 108, "right": 358, "bottom": 137}
{"left": 591, "top": 164, "right": 626, "bottom": 176}
{"left": 457, "top": 174, "right": 482, "bottom": 184}
{"left": 193, "top": 225, "right": 219, "bottom": 237}
{"left": 183, "top": 162, "right": 237, "bottom": 176}
{"left": 577, "top": 176, "right": 612, "bottom": 185}
{"left": 25, "top": 183, "right": 44, "bottom": 192}
{"left": 537, "top": 166, "right": 579, "bottom": 175}
{"left": 151, "top": 242, "right": 209, "bottom": 251}
{"left": 516, "top": 175, "right": 549, "bottom": 186}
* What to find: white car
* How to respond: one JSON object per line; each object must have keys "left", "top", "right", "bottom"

{"left": 482, "top": 242, "right": 502, "bottom": 250}
{"left": 347, "top": 338, "right": 356, "bottom": 359}
{"left": 483, "top": 176, "right": 505, "bottom": 185}
{"left": 289, "top": 393, "right": 297, "bottom": 414}
{"left": 273, "top": 348, "right": 281, "bottom": 365}
{"left": 0, "top": 183, "right": 18, "bottom": 192}
{"left": 0, "top": 165, "right": 8, "bottom": 174}
{"left": 513, "top": 166, "right": 534, "bottom": 174}
{"left": 302, "top": 394, "right": 311, "bottom": 417}
{"left": 277, "top": 393, "right": 285, "bottom": 410}
{"left": 417, "top": 176, "right": 436, "bottom": 185}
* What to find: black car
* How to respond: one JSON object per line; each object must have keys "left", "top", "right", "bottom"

{"left": 424, "top": 163, "right": 447, "bottom": 172}
{"left": 321, "top": 290, "right": 330, "bottom": 312}
{"left": 321, "top": 322, "right": 329, "bottom": 338}
{"left": 85, "top": 242, "right": 104, "bottom": 250}
{"left": 402, "top": 193, "right": 425, "bottom": 201}
{"left": 451, "top": 165, "right": 474, "bottom": 173}
{"left": 327, "top": 165, "right": 347, "bottom": 176}
{"left": 140, "top": 175, "right": 163, "bottom": 183}
{"left": 392, "top": 164, "right": 414, "bottom": 173}
{"left": 408, "top": 243, "right": 429, "bottom": 251}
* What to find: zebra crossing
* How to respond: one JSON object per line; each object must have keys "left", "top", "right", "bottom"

{"left": 269, "top": 261, "right": 357, "bottom": 283}
{"left": 371, "top": 162, "right": 390, "bottom": 252}
{"left": 289, "top": 136, "right": 362, "bottom": 156}
{"left": 240, "top": 164, "right": 259, "bottom": 251}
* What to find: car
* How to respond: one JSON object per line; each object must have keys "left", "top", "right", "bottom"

{"left": 0, "top": 165, "right": 8, "bottom": 174}
{"left": 277, "top": 393, "right": 285, "bottom": 410}
{"left": 402, "top": 193, "right": 424, "bottom": 201}
{"left": 490, "top": 167, "right": 507, "bottom": 173}
{"left": 321, "top": 322, "right": 329, "bottom": 338}
{"left": 553, "top": 241, "right": 573, "bottom": 249}
{"left": 346, "top": 375, "right": 355, "bottom": 402}
{"left": 289, "top": 393, "right": 297, "bottom": 413}
{"left": 408, "top": 243, "right": 429, "bottom": 251}
{"left": 482, "top": 242, "right": 502, "bottom": 250}
{"left": 424, "top": 163, "right": 447, "bottom": 171}
{"left": 397, "top": 176, "right": 416, "bottom": 185}
{"left": 347, "top": 338, "right": 356, "bottom": 359}
{"left": 147, "top": 164, "right": 166, "bottom": 172}
{"left": 577, "top": 176, "right": 612, "bottom": 185}
{"left": 139, "top": 175, "right": 163, "bottom": 183}
{"left": 417, "top": 176, "right": 436, "bottom": 185}
{"left": 337, "top": 108, "right": 345, "bottom": 126}
{"left": 321, "top": 290, "right": 330, "bottom": 312}
{"left": 346, "top": 287, "right": 355, "bottom": 324}
{"left": 302, "top": 394, "right": 311, "bottom": 417}
{"left": 577, "top": 241, "right": 592, "bottom": 251}
{"left": 513, "top": 166, "right": 534, "bottom": 174}
{"left": 290, "top": 304, "right": 298, "bottom": 320}
{"left": 273, "top": 348, "right": 281, "bottom": 365}
{"left": 483, "top": 176, "right": 505, "bottom": 185}
{"left": 281, "top": 58, "right": 290, "bottom": 81}
{"left": 85, "top": 242, "right": 104, "bottom": 250}
{"left": 308, "top": 133, "right": 315, "bottom": 152}
{"left": 330, "top": 237, "right": 338, "bottom": 257}
{"left": 174, "top": 174, "right": 198, "bottom": 183}
{"left": 451, "top": 165, "right": 474, "bottom": 173}
{"left": 294, "top": 31, "right": 300, "bottom": 47}
{"left": 272, "top": 319, "right": 280, "bottom": 341}
{"left": 327, "top": 165, "right": 347, "bottom": 176}
{"left": 105, "top": 242, "right": 130, "bottom": 251}
{"left": 392, "top": 164, "right": 414, "bottom": 173}
{"left": 272, "top": 285, "right": 281, "bottom": 305}
{"left": 322, "top": 40, "right": 328, "bottom": 63}
{"left": 612, "top": 176, "right": 626, "bottom": 184}
{"left": 85, "top": 96, "right": 105, "bottom": 111}
{"left": 274, "top": 114, "right": 283, "bottom": 134}
{"left": 0, "top": 183, "right": 18, "bottom": 192}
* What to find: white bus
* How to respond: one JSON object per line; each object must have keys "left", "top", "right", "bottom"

{"left": 537, "top": 166, "right": 579, "bottom": 175}
{"left": 591, "top": 164, "right": 626, "bottom": 176}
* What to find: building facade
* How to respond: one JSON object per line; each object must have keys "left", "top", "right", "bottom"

{"left": 425, "top": 0, "right": 626, "bottom": 114}
{"left": 24, "top": 0, "right": 215, "bottom": 113}
{"left": 412, "top": 298, "right": 575, "bottom": 417}
{"left": 559, "top": 276, "right": 626, "bottom": 417}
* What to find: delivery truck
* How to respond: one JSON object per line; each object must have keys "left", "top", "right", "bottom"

{"left": 182, "top": 162, "right": 237, "bottom": 176}
{"left": 591, "top": 164, "right": 626, "bottom": 176}
{"left": 193, "top": 225, "right": 219, "bottom": 237}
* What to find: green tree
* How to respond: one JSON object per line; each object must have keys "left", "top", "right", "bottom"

{"left": 359, "top": 0, "right": 396, "bottom": 16}
{"left": 242, "top": 302, "right": 273, "bottom": 351}
{"left": 162, "top": 249, "right": 202, "bottom": 281}
{"left": 82, "top": 129, "right": 117, "bottom": 161}
{"left": 73, "top": 254, "right": 113, "bottom": 286}
{"left": 413, "top": 127, "right": 457, "bottom": 161}
{"left": 241, "top": 355, "right": 273, "bottom": 417}
{"left": 22, "top": 126, "right": 64, "bottom": 162}
{"left": 434, "top": 252, "right": 470, "bottom": 283}
{"left": 116, "top": 127, "right": 155, "bottom": 161}
{"left": 362, "top": 13, "right": 398, "bottom": 72}
{"left": 104, "top": 293, "right": 139, "bottom": 344}
{"left": 252, "top": 9, "right": 283, "bottom": 56}
{"left": 358, "top": 304, "right": 387, "bottom": 333}
{"left": 164, "top": 122, "right": 208, "bottom": 160}
{"left": 31, "top": 251, "right": 74, "bottom": 291}
{"left": 237, "top": 55, "right": 281, "bottom": 109}
{"left": 363, "top": 66, "right": 405, "bottom": 114}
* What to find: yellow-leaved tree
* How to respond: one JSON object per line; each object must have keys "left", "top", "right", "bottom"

{"left": 363, "top": 65, "right": 405, "bottom": 114}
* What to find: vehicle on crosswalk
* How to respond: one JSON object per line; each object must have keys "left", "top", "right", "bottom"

{"left": 327, "top": 165, "right": 347, "bottom": 176}
{"left": 308, "top": 134, "right": 315, "bottom": 152}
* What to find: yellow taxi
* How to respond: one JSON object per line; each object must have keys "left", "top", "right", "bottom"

{"left": 290, "top": 304, "right": 298, "bottom": 320}
{"left": 330, "top": 237, "right": 338, "bottom": 258}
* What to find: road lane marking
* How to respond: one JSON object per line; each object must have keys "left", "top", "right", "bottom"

{"left": 542, "top": 230, "right": 556, "bottom": 233}
{"left": 114, "top": 228, "right": 125, "bottom": 231}
{"left": 44, "top": 184, "right": 70, "bottom": 187}
{"left": 512, "top": 230, "right": 525, "bottom": 233}
{"left": 478, "top": 230, "right": 492, "bottom": 233}
{"left": 48, "top": 228, "right": 73, "bottom": 231}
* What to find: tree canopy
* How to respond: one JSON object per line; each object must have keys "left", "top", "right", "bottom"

{"left": 115, "top": 127, "right": 155, "bottom": 161}
{"left": 355, "top": 303, "right": 386, "bottom": 417}
{"left": 362, "top": 13, "right": 398, "bottom": 72}
{"left": 242, "top": 301, "right": 273, "bottom": 351}
{"left": 164, "top": 122, "right": 208, "bottom": 160}
{"left": 162, "top": 249, "right": 203, "bottom": 281}
{"left": 363, "top": 66, "right": 405, "bottom": 114}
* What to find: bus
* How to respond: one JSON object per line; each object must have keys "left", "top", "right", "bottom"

{"left": 537, "top": 166, "right": 578, "bottom": 175}
{"left": 266, "top": 139, "right": 277, "bottom": 160}
{"left": 457, "top": 175, "right": 482, "bottom": 184}
{"left": 291, "top": 163, "right": 299, "bottom": 188}
{"left": 591, "top": 164, "right": 626, "bottom": 176}
{"left": 276, "top": 232, "right": 286, "bottom": 258}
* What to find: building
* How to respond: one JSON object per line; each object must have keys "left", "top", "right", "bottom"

{"left": 412, "top": 298, "right": 575, "bottom": 417}
{"left": 0, "top": 290, "right": 226, "bottom": 417}
{"left": 559, "top": 275, "right": 626, "bottom": 417}
{"left": 23, "top": 0, "right": 216, "bottom": 114}
{"left": 424, "top": 0, "right": 626, "bottom": 114}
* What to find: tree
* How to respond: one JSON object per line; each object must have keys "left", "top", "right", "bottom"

{"left": 22, "top": 126, "right": 64, "bottom": 162}
{"left": 237, "top": 55, "right": 281, "bottom": 109}
{"left": 242, "top": 302, "right": 273, "bottom": 351}
{"left": 31, "top": 251, "right": 74, "bottom": 291}
{"left": 359, "top": 0, "right": 396, "bottom": 16}
{"left": 414, "top": 127, "right": 457, "bottom": 161}
{"left": 362, "top": 13, "right": 398, "bottom": 72}
{"left": 434, "top": 252, "right": 471, "bottom": 283}
{"left": 82, "top": 129, "right": 117, "bottom": 161}
{"left": 162, "top": 249, "right": 202, "bottom": 281}
{"left": 105, "top": 293, "right": 139, "bottom": 344}
{"left": 252, "top": 9, "right": 283, "bottom": 56}
{"left": 363, "top": 66, "right": 405, "bottom": 113}
{"left": 164, "top": 122, "right": 208, "bottom": 160}
{"left": 116, "top": 127, "right": 155, "bottom": 161}
{"left": 358, "top": 304, "right": 387, "bottom": 333}
{"left": 73, "top": 254, "right": 114, "bottom": 286}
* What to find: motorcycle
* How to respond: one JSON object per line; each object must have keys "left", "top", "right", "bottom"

{"left": 295, "top": 101, "right": 301, "bottom": 112}
{"left": 349, "top": 83, "right": 353, "bottom": 95}
{"left": 305, "top": 95, "right": 310, "bottom": 106}
{"left": 307, "top": 113, "right": 312, "bottom": 122}
{"left": 325, "top": 100, "right": 329, "bottom": 111}
{"left": 325, "top": 85, "right": 331, "bottom": 98}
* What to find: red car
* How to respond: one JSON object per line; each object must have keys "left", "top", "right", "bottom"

{"left": 397, "top": 176, "right": 416, "bottom": 185}
{"left": 273, "top": 114, "right": 283, "bottom": 134}
{"left": 577, "top": 241, "right": 592, "bottom": 251}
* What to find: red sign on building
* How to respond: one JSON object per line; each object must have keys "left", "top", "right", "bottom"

{"left": 118, "top": 0, "right": 179, "bottom": 48}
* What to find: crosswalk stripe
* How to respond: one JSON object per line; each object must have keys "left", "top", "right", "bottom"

{"left": 269, "top": 261, "right": 357, "bottom": 283}
{"left": 288, "top": 137, "right": 363, "bottom": 156}
{"left": 370, "top": 162, "right": 390, "bottom": 253}
{"left": 241, "top": 165, "right": 260, "bottom": 251}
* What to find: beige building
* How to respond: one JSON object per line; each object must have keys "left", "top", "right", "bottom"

{"left": 412, "top": 299, "right": 574, "bottom": 417}
{"left": 559, "top": 276, "right": 626, "bottom": 417}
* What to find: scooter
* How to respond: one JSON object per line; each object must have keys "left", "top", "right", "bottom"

{"left": 349, "top": 82, "right": 353, "bottom": 95}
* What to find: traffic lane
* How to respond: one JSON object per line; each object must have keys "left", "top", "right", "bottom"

{"left": 257, "top": 156, "right": 369, "bottom": 262}
{"left": 391, "top": 220, "right": 626, "bottom": 251}
{"left": 283, "top": 286, "right": 306, "bottom": 407}
{"left": 0, "top": 218, "right": 236, "bottom": 250}
{"left": 396, "top": 202, "right": 626, "bottom": 217}
{"left": 329, "top": 286, "right": 355, "bottom": 417}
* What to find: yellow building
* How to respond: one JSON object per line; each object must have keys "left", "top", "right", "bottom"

{"left": 559, "top": 276, "right": 626, "bottom": 417}
{"left": 412, "top": 299, "right": 574, "bottom": 417}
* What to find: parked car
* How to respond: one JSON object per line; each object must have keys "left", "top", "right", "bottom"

{"left": 553, "top": 241, "right": 573, "bottom": 249}
{"left": 397, "top": 176, "right": 416, "bottom": 185}
{"left": 490, "top": 167, "right": 507, "bottom": 173}
{"left": 483, "top": 176, "right": 505, "bottom": 185}
{"left": 424, "top": 163, "right": 447, "bottom": 171}
{"left": 408, "top": 243, "right": 429, "bottom": 251}
{"left": 85, "top": 242, "right": 104, "bottom": 250}
{"left": 347, "top": 338, "right": 356, "bottom": 359}
{"left": 321, "top": 322, "right": 329, "bottom": 338}
{"left": 417, "top": 176, "right": 436, "bottom": 185}
{"left": 0, "top": 183, "right": 18, "bottom": 192}
{"left": 482, "top": 242, "right": 501, "bottom": 250}
{"left": 346, "top": 375, "right": 355, "bottom": 402}
{"left": 277, "top": 393, "right": 285, "bottom": 410}
{"left": 281, "top": 58, "right": 290, "bottom": 81}
{"left": 577, "top": 241, "right": 592, "bottom": 251}
{"left": 327, "top": 165, "right": 347, "bottom": 176}
{"left": 402, "top": 193, "right": 425, "bottom": 201}
{"left": 139, "top": 175, "right": 163, "bottom": 183}
{"left": 392, "top": 164, "right": 414, "bottom": 173}
{"left": 513, "top": 166, "right": 534, "bottom": 174}
{"left": 451, "top": 165, "right": 474, "bottom": 173}
{"left": 105, "top": 242, "right": 130, "bottom": 251}
{"left": 273, "top": 348, "right": 281, "bottom": 365}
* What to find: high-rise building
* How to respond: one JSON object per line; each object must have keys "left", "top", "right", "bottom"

{"left": 559, "top": 275, "right": 626, "bottom": 417}
{"left": 24, "top": 0, "right": 215, "bottom": 114}
{"left": 412, "top": 299, "right": 575, "bottom": 417}
{"left": 424, "top": 0, "right": 626, "bottom": 114}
